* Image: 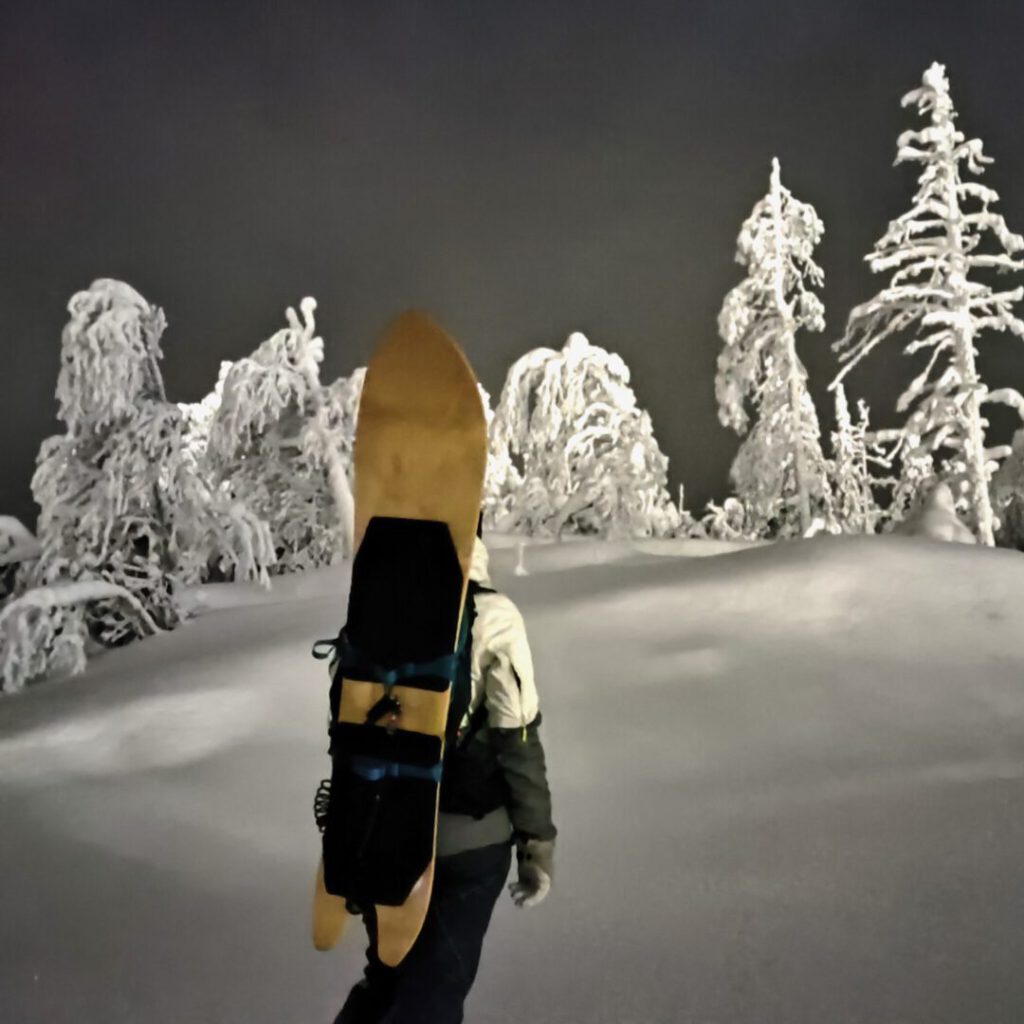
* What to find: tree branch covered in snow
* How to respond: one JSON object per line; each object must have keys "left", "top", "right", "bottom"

{"left": 487, "top": 332, "right": 680, "bottom": 538}
{"left": 832, "top": 63, "right": 1024, "bottom": 545}
{"left": 716, "top": 158, "right": 833, "bottom": 538}
{"left": 1, "top": 579, "right": 160, "bottom": 694}
{"left": 0, "top": 517, "right": 41, "bottom": 568}
{"left": 0, "top": 516, "right": 40, "bottom": 605}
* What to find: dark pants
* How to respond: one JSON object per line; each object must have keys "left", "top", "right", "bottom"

{"left": 334, "top": 841, "right": 512, "bottom": 1024}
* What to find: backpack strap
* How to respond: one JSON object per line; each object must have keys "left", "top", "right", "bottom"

{"left": 313, "top": 640, "right": 461, "bottom": 689}
{"left": 313, "top": 581, "right": 482, "bottom": 731}
{"left": 445, "top": 581, "right": 496, "bottom": 750}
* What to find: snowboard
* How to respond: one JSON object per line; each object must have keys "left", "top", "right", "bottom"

{"left": 311, "top": 310, "right": 488, "bottom": 968}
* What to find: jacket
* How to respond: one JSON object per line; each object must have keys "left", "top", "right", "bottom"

{"left": 436, "top": 537, "right": 557, "bottom": 857}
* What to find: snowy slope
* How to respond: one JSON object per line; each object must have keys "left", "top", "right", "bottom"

{"left": 2, "top": 535, "right": 1024, "bottom": 1024}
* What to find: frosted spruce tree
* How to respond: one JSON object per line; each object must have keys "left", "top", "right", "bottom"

{"left": 488, "top": 332, "right": 680, "bottom": 538}
{"left": 26, "top": 279, "right": 273, "bottom": 660}
{"left": 716, "top": 158, "right": 834, "bottom": 538}
{"left": 207, "top": 298, "right": 358, "bottom": 571}
{"left": 829, "top": 384, "right": 882, "bottom": 533}
{"left": 832, "top": 63, "right": 1024, "bottom": 545}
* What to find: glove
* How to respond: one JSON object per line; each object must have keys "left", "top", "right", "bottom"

{"left": 509, "top": 838, "right": 554, "bottom": 908}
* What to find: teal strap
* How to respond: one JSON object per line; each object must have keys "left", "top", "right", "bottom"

{"left": 311, "top": 599, "right": 473, "bottom": 685}
{"left": 340, "top": 649, "right": 459, "bottom": 687}
{"left": 350, "top": 755, "right": 442, "bottom": 783}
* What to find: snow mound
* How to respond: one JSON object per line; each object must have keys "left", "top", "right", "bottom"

{"left": 894, "top": 481, "right": 977, "bottom": 544}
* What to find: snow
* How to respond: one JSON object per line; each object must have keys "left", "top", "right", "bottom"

{"left": 3, "top": 535, "right": 1024, "bottom": 1023}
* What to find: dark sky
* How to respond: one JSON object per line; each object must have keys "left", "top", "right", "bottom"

{"left": 5, "top": 0, "right": 1024, "bottom": 529}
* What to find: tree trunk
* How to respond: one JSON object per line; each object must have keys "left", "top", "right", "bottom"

{"left": 942, "top": 141, "right": 996, "bottom": 546}
{"left": 959, "top": 347, "right": 997, "bottom": 545}
{"left": 768, "top": 159, "right": 812, "bottom": 536}
{"left": 785, "top": 335, "right": 812, "bottom": 534}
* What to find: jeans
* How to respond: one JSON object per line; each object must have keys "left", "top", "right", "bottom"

{"left": 334, "top": 841, "right": 513, "bottom": 1024}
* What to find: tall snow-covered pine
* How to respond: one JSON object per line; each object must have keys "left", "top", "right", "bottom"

{"left": 832, "top": 62, "right": 1024, "bottom": 545}
{"left": 716, "top": 158, "right": 833, "bottom": 537}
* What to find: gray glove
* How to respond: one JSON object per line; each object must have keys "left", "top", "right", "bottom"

{"left": 509, "top": 838, "right": 554, "bottom": 908}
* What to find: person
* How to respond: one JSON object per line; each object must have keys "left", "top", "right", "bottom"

{"left": 334, "top": 528, "right": 557, "bottom": 1024}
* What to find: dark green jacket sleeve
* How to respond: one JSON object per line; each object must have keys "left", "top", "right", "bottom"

{"left": 488, "top": 713, "right": 557, "bottom": 842}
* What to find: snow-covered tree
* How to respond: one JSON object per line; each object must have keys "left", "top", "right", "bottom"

{"left": 886, "top": 446, "right": 938, "bottom": 531}
{"left": 991, "top": 426, "right": 1024, "bottom": 549}
{"left": 829, "top": 384, "right": 882, "bottom": 533}
{"left": 207, "top": 298, "right": 358, "bottom": 571}
{"left": 488, "top": 332, "right": 680, "bottom": 538}
{"left": 831, "top": 63, "right": 1024, "bottom": 546}
{"left": 27, "top": 279, "right": 273, "bottom": 670}
{"left": 716, "top": 158, "right": 834, "bottom": 538}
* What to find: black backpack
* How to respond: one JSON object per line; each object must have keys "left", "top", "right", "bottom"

{"left": 438, "top": 581, "right": 510, "bottom": 819}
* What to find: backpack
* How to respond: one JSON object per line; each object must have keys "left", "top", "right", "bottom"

{"left": 439, "top": 581, "right": 510, "bottom": 819}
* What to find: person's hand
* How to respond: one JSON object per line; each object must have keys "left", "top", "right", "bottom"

{"left": 509, "top": 838, "right": 554, "bottom": 908}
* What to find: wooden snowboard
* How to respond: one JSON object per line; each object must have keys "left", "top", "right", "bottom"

{"left": 312, "top": 310, "right": 487, "bottom": 968}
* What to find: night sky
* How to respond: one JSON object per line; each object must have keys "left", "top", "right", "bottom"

{"left": 5, "top": 0, "right": 1024, "bottom": 529}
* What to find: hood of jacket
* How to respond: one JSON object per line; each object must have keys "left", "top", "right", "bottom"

{"left": 469, "top": 535, "right": 491, "bottom": 585}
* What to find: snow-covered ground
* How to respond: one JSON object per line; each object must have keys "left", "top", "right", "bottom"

{"left": 2, "top": 534, "right": 1024, "bottom": 1024}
